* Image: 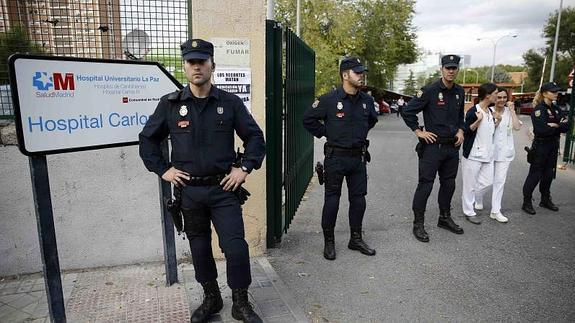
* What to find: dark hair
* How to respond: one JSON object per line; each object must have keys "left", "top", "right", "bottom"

{"left": 496, "top": 86, "right": 508, "bottom": 97}
{"left": 478, "top": 83, "right": 497, "bottom": 101}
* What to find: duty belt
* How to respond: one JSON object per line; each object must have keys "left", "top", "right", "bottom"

{"left": 420, "top": 137, "right": 456, "bottom": 145}
{"left": 534, "top": 136, "right": 560, "bottom": 142}
{"left": 183, "top": 174, "right": 226, "bottom": 186}
{"left": 324, "top": 144, "right": 364, "bottom": 157}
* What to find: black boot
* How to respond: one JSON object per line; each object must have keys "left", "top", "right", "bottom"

{"left": 540, "top": 195, "right": 559, "bottom": 211}
{"left": 190, "top": 280, "right": 223, "bottom": 323}
{"left": 231, "top": 288, "right": 263, "bottom": 323}
{"left": 323, "top": 229, "right": 336, "bottom": 260}
{"left": 348, "top": 227, "right": 376, "bottom": 256}
{"left": 438, "top": 209, "right": 464, "bottom": 234}
{"left": 522, "top": 196, "right": 536, "bottom": 214}
{"left": 412, "top": 210, "right": 429, "bottom": 242}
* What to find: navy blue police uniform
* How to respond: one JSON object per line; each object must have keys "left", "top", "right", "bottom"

{"left": 522, "top": 82, "right": 569, "bottom": 214}
{"left": 401, "top": 54, "right": 465, "bottom": 242}
{"left": 139, "top": 39, "right": 265, "bottom": 322}
{"left": 303, "top": 57, "right": 378, "bottom": 260}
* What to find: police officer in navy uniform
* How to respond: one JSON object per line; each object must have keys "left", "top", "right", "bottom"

{"left": 401, "top": 54, "right": 465, "bottom": 243}
{"left": 139, "top": 39, "right": 265, "bottom": 323}
{"left": 522, "top": 82, "right": 569, "bottom": 214}
{"left": 303, "top": 57, "right": 378, "bottom": 260}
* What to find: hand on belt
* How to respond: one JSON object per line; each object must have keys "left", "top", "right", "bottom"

{"left": 183, "top": 174, "right": 227, "bottom": 186}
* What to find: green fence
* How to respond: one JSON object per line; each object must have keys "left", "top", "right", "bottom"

{"left": 563, "top": 86, "right": 575, "bottom": 164}
{"left": 266, "top": 20, "right": 315, "bottom": 247}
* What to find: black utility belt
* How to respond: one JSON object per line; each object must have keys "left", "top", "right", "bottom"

{"left": 422, "top": 137, "right": 456, "bottom": 145}
{"left": 534, "top": 136, "right": 559, "bottom": 142}
{"left": 183, "top": 174, "right": 226, "bottom": 186}
{"left": 324, "top": 144, "right": 364, "bottom": 157}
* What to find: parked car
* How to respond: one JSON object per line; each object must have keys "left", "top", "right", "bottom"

{"left": 378, "top": 99, "right": 390, "bottom": 114}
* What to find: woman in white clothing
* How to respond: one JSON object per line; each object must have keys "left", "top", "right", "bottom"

{"left": 461, "top": 83, "right": 499, "bottom": 224}
{"left": 475, "top": 87, "right": 522, "bottom": 222}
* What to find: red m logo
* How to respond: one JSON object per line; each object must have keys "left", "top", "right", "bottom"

{"left": 53, "top": 73, "right": 75, "bottom": 90}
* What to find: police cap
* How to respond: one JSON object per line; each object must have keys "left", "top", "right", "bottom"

{"left": 441, "top": 54, "right": 460, "bottom": 68}
{"left": 340, "top": 57, "right": 367, "bottom": 73}
{"left": 540, "top": 82, "right": 561, "bottom": 93}
{"left": 181, "top": 39, "right": 214, "bottom": 61}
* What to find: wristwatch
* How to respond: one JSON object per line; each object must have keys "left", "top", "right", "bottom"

{"left": 240, "top": 165, "right": 251, "bottom": 174}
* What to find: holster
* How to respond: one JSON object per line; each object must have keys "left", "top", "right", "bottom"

{"left": 415, "top": 142, "right": 424, "bottom": 159}
{"left": 524, "top": 144, "right": 536, "bottom": 164}
{"left": 363, "top": 139, "right": 371, "bottom": 163}
{"left": 234, "top": 186, "right": 251, "bottom": 205}
{"left": 182, "top": 207, "right": 212, "bottom": 237}
{"left": 164, "top": 185, "right": 184, "bottom": 234}
{"left": 315, "top": 162, "right": 324, "bottom": 185}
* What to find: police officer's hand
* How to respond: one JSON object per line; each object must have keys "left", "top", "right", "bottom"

{"left": 414, "top": 129, "right": 437, "bottom": 144}
{"left": 220, "top": 167, "right": 248, "bottom": 191}
{"left": 454, "top": 129, "right": 464, "bottom": 147}
{"left": 162, "top": 167, "right": 190, "bottom": 187}
{"left": 547, "top": 123, "right": 560, "bottom": 128}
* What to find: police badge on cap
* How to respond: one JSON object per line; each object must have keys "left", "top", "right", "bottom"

{"left": 441, "top": 54, "right": 460, "bottom": 68}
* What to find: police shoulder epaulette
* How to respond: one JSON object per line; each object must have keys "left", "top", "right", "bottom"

{"left": 167, "top": 88, "right": 183, "bottom": 101}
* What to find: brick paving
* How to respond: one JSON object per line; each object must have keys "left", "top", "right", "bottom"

{"left": 0, "top": 258, "right": 307, "bottom": 322}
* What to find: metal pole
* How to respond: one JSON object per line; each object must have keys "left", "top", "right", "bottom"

{"left": 296, "top": 0, "right": 301, "bottom": 37}
{"left": 550, "top": 0, "right": 563, "bottom": 82}
{"left": 29, "top": 155, "right": 66, "bottom": 323}
{"left": 187, "top": 0, "right": 193, "bottom": 37}
{"left": 491, "top": 41, "right": 497, "bottom": 82}
{"left": 160, "top": 140, "right": 178, "bottom": 285}
{"left": 463, "top": 67, "right": 467, "bottom": 84}
{"left": 540, "top": 56, "right": 547, "bottom": 89}
{"left": 267, "top": 0, "right": 274, "bottom": 19}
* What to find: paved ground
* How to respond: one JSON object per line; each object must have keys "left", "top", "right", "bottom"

{"left": 0, "top": 258, "right": 307, "bottom": 322}
{"left": 268, "top": 114, "right": 575, "bottom": 322}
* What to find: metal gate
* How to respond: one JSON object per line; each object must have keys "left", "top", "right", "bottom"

{"left": 563, "top": 85, "right": 575, "bottom": 164}
{"left": 266, "top": 20, "right": 315, "bottom": 247}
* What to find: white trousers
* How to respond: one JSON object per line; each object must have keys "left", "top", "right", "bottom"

{"left": 475, "top": 160, "right": 511, "bottom": 214}
{"left": 461, "top": 157, "right": 494, "bottom": 216}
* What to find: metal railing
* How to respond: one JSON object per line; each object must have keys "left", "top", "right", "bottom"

{"left": 0, "top": 0, "right": 190, "bottom": 119}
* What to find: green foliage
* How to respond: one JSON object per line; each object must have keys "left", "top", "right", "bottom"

{"left": 146, "top": 54, "right": 186, "bottom": 85}
{"left": 403, "top": 70, "right": 417, "bottom": 95}
{"left": 275, "top": 0, "right": 418, "bottom": 95}
{"left": 522, "top": 6, "right": 575, "bottom": 91}
{"left": 0, "top": 25, "right": 45, "bottom": 83}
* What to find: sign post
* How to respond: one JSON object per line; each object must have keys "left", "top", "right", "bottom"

{"left": 9, "top": 54, "right": 182, "bottom": 321}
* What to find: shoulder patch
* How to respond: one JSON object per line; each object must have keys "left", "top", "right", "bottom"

{"left": 312, "top": 99, "right": 320, "bottom": 109}
{"left": 534, "top": 110, "right": 541, "bottom": 117}
{"left": 416, "top": 90, "right": 423, "bottom": 98}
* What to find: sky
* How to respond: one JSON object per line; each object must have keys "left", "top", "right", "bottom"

{"left": 412, "top": 0, "right": 574, "bottom": 67}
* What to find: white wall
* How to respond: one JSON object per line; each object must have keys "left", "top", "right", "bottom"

{"left": 0, "top": 145, "right": 190, "bottom": 277}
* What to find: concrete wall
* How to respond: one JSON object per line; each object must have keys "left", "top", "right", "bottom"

{"left": 0, "top": 144, "right": 191, "bottom": 277}
{"left": 0, "top": 0, "right": 268, "bottom": 276}
{"left": 191, "top": 0, "right": 268, "bottom": 258}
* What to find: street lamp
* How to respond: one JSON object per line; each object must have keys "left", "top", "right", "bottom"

{"left": 477, "top": 34, "right": 518, "bottom": 82}
{"left": 466, "top": 69, "right": 479, "bottom": 84}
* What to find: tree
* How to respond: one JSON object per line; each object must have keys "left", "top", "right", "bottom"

{"left": 522, "top": 6, "right": 575, "bottom": 91}
{"left": 403, "top": 70, "right": 417, "bottom": 95}
{"left": 274, "top": 0, "right": 418, "bottom": 94}
{"left": 0, "top": 25, "right": 45, "bottom": 83}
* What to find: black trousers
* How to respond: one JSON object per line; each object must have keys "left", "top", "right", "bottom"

{"left": 412, "top": 143, "right": 459, "bottom": 214}
{"left": 523, "top": 139, "right": 559, "bottom": 199}
{"left": 322, "top": 155, "right": 367, "bottom": 230}
{"left": 181, "top": 185, "right": 251, "bottom": 289}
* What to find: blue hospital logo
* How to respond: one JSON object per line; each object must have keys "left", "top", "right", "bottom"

{"left": 33, "top": 72, "right": 54, "bottom": 91}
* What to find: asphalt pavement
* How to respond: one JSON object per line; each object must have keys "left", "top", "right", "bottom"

{"left": 268, "top": 113, "right": 575, "bottom": 322}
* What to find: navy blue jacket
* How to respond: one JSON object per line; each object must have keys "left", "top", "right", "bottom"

{"left": 531, "top": 101, "right": 569, "bottom": 138}
{"left": 139, "top": 85, "right": 265, "bottom": 177}
{"left": 401, "top": 78, "right": 465, "bottom": 138}
{"left": 302, "top": 87, "right": 378, "bottom": 148}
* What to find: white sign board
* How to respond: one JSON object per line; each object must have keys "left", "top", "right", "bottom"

{"left": 214, "top": 68, "right": 252, "bottom": 112}
{"left": 9, "top": 55, "right": 181, "bottom": 156}
{"left": 211, "top": 38, "right": 250, "bottom": 67}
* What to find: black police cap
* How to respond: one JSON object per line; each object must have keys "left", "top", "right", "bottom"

{"left": 340, "top": 57, "right": 367, "bottom": 73}
{"left": 181, "top": 39, "right": 214, "bottom": 61}
{"left": 540, "top": 82, "right": 561, "bottom": 93}
{"left": 441, "top": 54, "right": 460, "bottom": 68}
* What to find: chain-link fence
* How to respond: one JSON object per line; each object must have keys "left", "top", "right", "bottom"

{"left": 0, "top": 0, "right": 190, "bottom": 119}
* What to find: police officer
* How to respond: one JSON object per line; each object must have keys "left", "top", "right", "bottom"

{"left": 139, "top": 39, "right": 265, "bottom": 323}
{"left": 401, "top": 54, "right": 465, "bottom": 243}
{"left": 522, "top": 82, "right": 569, "bottom": 214}
{"left": 303, "top": 57, "right": 378, "bottom": 260}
